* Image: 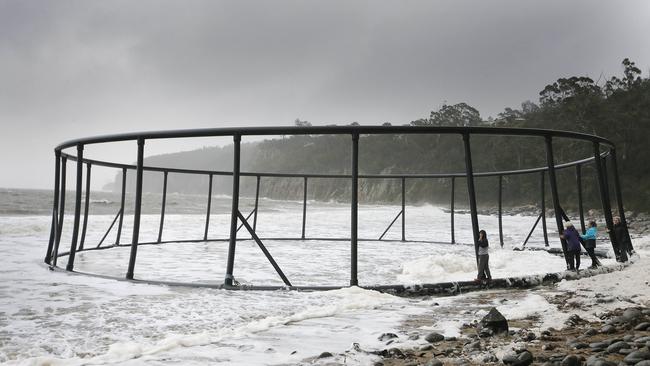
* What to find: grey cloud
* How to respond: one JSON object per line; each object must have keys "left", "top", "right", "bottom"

{"left": 1, "top": 0, "right": 649, "bottom": 189}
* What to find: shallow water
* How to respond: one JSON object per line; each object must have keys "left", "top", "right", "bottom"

{"left": 0, "top": 190, "right": 616, "bottom": 365}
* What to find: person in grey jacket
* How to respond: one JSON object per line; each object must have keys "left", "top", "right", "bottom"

{"left": 475, "top": 230, "right": 491, "bottom": 282}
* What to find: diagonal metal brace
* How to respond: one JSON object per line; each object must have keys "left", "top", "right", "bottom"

{"left": 521, "top": 212, "right": 543, "bottom": 248}
{"left": 236, "top": 208, "right": 256, "bottom": 233}
{"left": 378, "top": 210, "right": 403, "bottom": 240}
{"left": 237, "top": 210, "right": 292, "bottom": 287}
{"left": 97, "top": 209, "right": 122, "bottom": 248}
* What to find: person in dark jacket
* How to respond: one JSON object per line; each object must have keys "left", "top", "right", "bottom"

{"left": 580, "top": 220, "right": 601, "bottom": 268}
{"left": 612, "top": 216, "right": 634, "bottom": 259}
{"left": 475, "top": 230, "right": 491, "bottom": 282}
{"left": 561, "top": 222, "right": 582, "bottom": 271}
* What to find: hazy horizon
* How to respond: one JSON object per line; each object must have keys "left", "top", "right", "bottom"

{"left": 2, "top": 0, "right": 650, "bottom": 190}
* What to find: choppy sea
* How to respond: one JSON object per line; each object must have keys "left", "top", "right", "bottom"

{"left": 0, "top": 188, "right": 614, "bottom": 365}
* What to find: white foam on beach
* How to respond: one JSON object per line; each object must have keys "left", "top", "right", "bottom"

{"left": 1, "top": 201, "right": 647, "bottom": 365}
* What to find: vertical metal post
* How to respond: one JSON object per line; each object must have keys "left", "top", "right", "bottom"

{"left": 79, "top": 162, "right": 91, "bottom": 251}
{"left": 350, "top": 133, "right": 359, "bottom": 286}
{"left": 45, "top": 151, "right": 61, "bottom": 264}
{"left": 540, "top": 171, "right": 549, "bottom": 246}
{"left": 116, "top": 168, "right": 127, "bottom": 244}
{"left": 225, "top": 134, "right": 241, "bottom": 286}
{"left": 450, "top": 177, "right": 455, "bottom": 244}
{"left": 302, "top": 177, "right": 308, "bottom": 239}
{"left": 53, "top": 156, "right": 67, "bottom": 266}
{"left": 593, "top": 144, "right": 621, "bottom": 260}
{"left": 462, "top": 134, "right": 480, "bottom": 262}
{"left": 609, "top": 149, "right": 627, "bottom": 225}
{"left": 602, "top": 158, "right": 612, "bottom": 212}
{"left": 204, "top": 174, "right": 213, "bottom": 241}
{"left": 498, "top": 175, "right": 503, "bottom": 247}
{"left": 545, "top": 136, "right": 569, "bottom": 266}
{"left": 253, "top": 175, "right": 260, "bottom": 231}
{"left": 66, "top": 144, "right": 84, "bottom": 271}
{"left": 609, "top": 149, "right": 633, "bottom": 253}
{"left": 126, "top": 138, "right": 145, "bottom": 280}
{"left": 576, "top": 164, "right": 586, "bottom": 234}
{"left": 401, "top": 177, "right": 406, "bottom": 242}
{"left": 158, "top": 171, "right": 168, "bottom": 243}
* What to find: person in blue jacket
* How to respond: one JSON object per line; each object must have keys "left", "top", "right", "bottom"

{"left": 561, "top": 222, "right": 582, "bottom": 271}
{"left": 580, "top": 220, "right": 601, "bottom": 268}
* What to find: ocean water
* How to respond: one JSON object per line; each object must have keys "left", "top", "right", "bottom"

{"left": 0, "top": 188, "right": 618, "bottom": 365}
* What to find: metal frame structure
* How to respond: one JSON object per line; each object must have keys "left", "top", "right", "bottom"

{"left": 44, "top": 126, "right": 630, "bottom": 290}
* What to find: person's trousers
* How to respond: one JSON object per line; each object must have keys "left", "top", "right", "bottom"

{"left": 568, "top": 250, "right": 581, "bottom": 270}
{"left": 585, "top": 247, "right": 600, "bottom": 267}
{"left": 477, "top": 254, "right": 491, "bottom": 280}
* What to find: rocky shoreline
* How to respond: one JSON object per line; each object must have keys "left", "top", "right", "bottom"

{"left": 374, "top": 304, "right": 650, "bottom": 366}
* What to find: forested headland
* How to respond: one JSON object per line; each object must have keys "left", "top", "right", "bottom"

{"left": 107, "top": 59, "right": 650, "bottom": 212}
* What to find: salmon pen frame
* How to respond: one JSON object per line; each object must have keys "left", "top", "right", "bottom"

{"left": 44, "top": 126, "right": 631, "bottom": 291}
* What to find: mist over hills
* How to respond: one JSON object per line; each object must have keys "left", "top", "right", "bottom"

{"left": 106, "top": 59, "right": 650, "bottom": 211}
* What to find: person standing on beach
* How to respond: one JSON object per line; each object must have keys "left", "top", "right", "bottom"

{"left": 561, "top": 222, "right": 582, "bottom": 271}
{"left": 476, "top": 230, "right": 491, "bottom": 282}
{"left": 580, "top": 220, "right": 601, "bottom": 268}
{"left": 612, "top": 216, "right": 634, "bottom": 259}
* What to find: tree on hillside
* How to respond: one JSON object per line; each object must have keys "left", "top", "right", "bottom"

{"left": 430, "top": 103, "right": 482, "bottom": 126}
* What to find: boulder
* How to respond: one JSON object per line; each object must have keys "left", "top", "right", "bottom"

{"left": 478, "top": 307, "right": 509, "bottom": 335}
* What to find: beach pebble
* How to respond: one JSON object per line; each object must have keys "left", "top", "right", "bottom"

{"left": 482, "top": 352, "right": 498, "bottom": 362}
{"left": 317, "top": 351, "right": 333, "bottom": 358}
{"left": 572, "top": 342, "right": 589, "bottom": 349}
{"left": 424, "top": 332, "right": 445, "bottom": 343}
{"left": 606, "top": 341, "right": 629, "bottom": 353}
{"left": 387, "top": 348, "right": 404, "bottom": 358}
{"left": 585, "top": 355, "right": 617, "bottom": 366}
{"left": 634, "top": 322, "right": 650, "bottom": 331}
{"left": 584, "top": 328, "right": 598, "bottom": 336}
{"left": 561, "top": 354, "right": 579, "bottom": 366}
{"left": 623, "top": 350, "right": 650, "bottom": 364}
{"left": 378, "top": 332, "right": 398, "bottom": 341}
{"left": 622, "top": 308, "right": 643, "bottom": 322}
{"left": 463, "top": 340, "right": 481, "bottom": 351}
{"left": 424, "top": 359, "right": 442, "bottom": 366}
{"left": 601, "top": 325, "right": 617, "bottom": 334}
{"left": 543, "top": 343, "right": 557, "bottom": 351}
{"left": 503, "top": 350, "right": 533, "bottom": 366}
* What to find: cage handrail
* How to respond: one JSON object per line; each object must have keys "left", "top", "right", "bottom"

{"left": 55, "top": 125, "right": 614, "bottom": 152}
{"left": 59, "top": 151, "right": 608, "bottom": 179}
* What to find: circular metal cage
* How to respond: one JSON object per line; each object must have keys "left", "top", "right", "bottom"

{"left": 44, "top": 126, "right": 631, "bottom": 292}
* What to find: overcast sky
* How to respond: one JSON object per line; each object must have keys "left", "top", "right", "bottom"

{"left": 1, "top": 0, "right": 649, "bottom": 189}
